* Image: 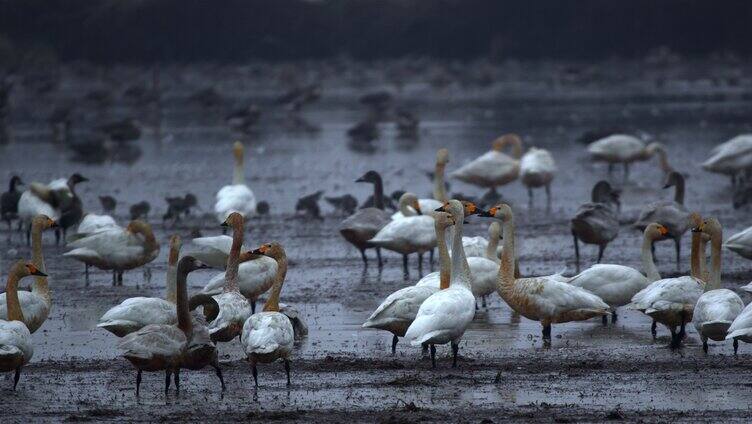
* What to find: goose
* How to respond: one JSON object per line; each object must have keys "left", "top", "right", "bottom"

{"left": 404, "top": 200, "right": 476, "bottom": 368}
{"left": 369, "top": 192, "right": 436, "bottom": 272}
{"left": 520, "top": 146, "right": 557, "bottom": 205}
{"left": 692, "top": 217, "right": 744, "bottom": 353}
{"left": 214, "top": 141, "right": 257, "bottom": 223}
{"left": 634, "top": 171, "right": 691, "bottom": 271}
{"left": 701, "top": 135, "right": 752, "bottom": 186}
{"left": 724, "top": 225, "right": 752, "bottom": 260}
{"left": 241, "top": 242, "right": 295, "bottom": 386}
{"left": 0, "top": 215, "right": 57, "bottom": 333}
{"left": 450, "top": 134, "right": 522, "bottom": 197}
{"left": 0, "top": 261, "right": 47, "bottom": 390}
{"left": 118, "top": 256, "right": 224, "bottom": 396}
{"left": 480, "top": 204, "right": 609, "bottom": 346}
{"left": 1, "top": 175, "right": 23, "bottom": 232}
{"left": 586, "top": 134, "right": 668, "bottom": 180}
{"left": 54, "top": 173, "right": 88, "bottom": 244}
{"left": 63, "top": 220, "right": 160, "bottom": 285}
{"left": 391, "top": 148, "right": 449, "bottom": 220}
{"left": 363, "top": 211, "right": 455, "bottom": 355}
{"left": 339, "top": 171, "right": 392, "bottom": 266}
{"left": 627, "top": 223, "right": 705, "bottom": 348}
{"left": 97, "top": 235, "right": 182, "bottom": 337}
{"left": 571, "top": 181, "right": 620, "bottom": 272}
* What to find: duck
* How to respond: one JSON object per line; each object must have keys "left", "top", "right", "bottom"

{"left": 391, "top": 148, "right": 449, "bottom": 220}
{"left": 571, "top": 181, "right": 620, "bottom": 272}
{"left": 338, "top": 171, "right": 392, "bottom": 266}
{"left": 214, "top": 141, "right": 257, "bottom": 224}
{"left": 481, "top": 204, "right": 609, "bottom": 346}
{"left": 1, "top": 175, "right": 23, "bottom": 232}
{"left": 369, "top": 192, "right": 436, "bottom": 272}
{"left": 97, "top": 235, "right": 182, "bottom": 337}
{"left": 701, "top": 135, "right": 752, "bottom": 186}
{"left": 63, "top": 220, "right": 160, "bottom": 285}
{"left": 450, "top": 134, "right": 522, "bottom": 198}
{"left": 363, "top": 211, "right": 455, "bottom": 355}
{"left": 0, "top": 261, "right": 47, "bottom": 390}
{"left": 692, "top": 217, "right": 744, "bottom": 353}
{"left": 129, "top": 201, "right": 151, "bottom": 221}
{"left": 723, "top": 225, "right": 752, "bottom": 261}
{"left": 0, "top": 215, "right": 57, "bottom": 333}
{"left": 241, "top": 242, "right": 295, "bottom": 387}
{"left": 634, "top": 171, "right": 691, "bottom": 271}
{"left": 628, "top": 223, "right": 705, "bottom": 348}
{"left": 404, "top": 200, "right": 476, "bottom": 368}
{"left": 586, "top": 134, "right": 668, "bottom": 180}
{"left": 118, "top": 256, "right": 224, "bottom": 396}
{"left": 520, "top": 146, "right": 557, "bottom": 206}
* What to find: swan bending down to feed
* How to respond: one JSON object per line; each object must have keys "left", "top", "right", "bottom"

{"left": 338, "top": 170, "right": 391, "bottom": 267}
{"left": 391, "top": 148, "right": 449, "bottom": 219}
{"left": 724, "top": 225, "right": 752, "bottom": 261}
{"left": 701, "top": 134, "right": 752, "bottom": 186}
{"left": 450, "top": 134, "right": 522, "bottom": 196}
{"left": 405, "top": 200, "right": 476, "bottom": 368}
{"left": 0, "top": 261, "right": 47, "bottom": 390}
{"left": 586, "top": 134, "right": 669, "bottom": 180}
{"left": 0, "top": 215, "right": 57, "bottom": 333}
{"left": 118, "top": 256, "right": 224, "bottom": 396}
{"left": 363, "top": 211, "right": 456, "bottom": 355}
{"left": 97, "top": 235, "right": 183, "bottom": 337}
{"left": 215, "top": 141, "right": 256, "bottom": 224}
{"left": 241, "top": 242, "right": 295, "bottom": 387}
{"left": 571, "top": 180, "right": 620, "bottom": 271}
{"left": 481, "top": 204, "right": 609, "bottom": 346}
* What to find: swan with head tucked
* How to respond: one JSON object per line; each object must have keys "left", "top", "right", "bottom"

{"left": 404, "top": 200, "right": 476, "bottom": 368}
{"left": 450, "top": 134, "right": 522, "bottom": 197}
{"left": 241, "top": 242, "right": 295, "bottom": 387}
{"left": 0, "top": 261, "right": 47, "bottom": 390}
{"left": 702, "top": 134, "right": 752, "bottom": 186}
{"left": 0, "top": 215, "right": 57, "bottom": 333}
{"left": 63, "top": 220, "right": 160, "bottom": 285}
{"left": 338, "top": 170, "right": 391, "bottom": 266}
{"left": 634, "top": 171, "right": 691, "bottom": 271}
{"left": 723, "top": 225, "right": 752, "bottom": 261}
{"left": 73, "top": 213, "right": 121, "bottom": 277}
{"left": 197, "top": 249, "right": 277, "bottom": 314}
{"left": 481, "top": 204, "right": 609, "bottom": 346}
{"left": 214, "top": 141, "right": 257, "bottom": 223}
{"left": 16, "top": 175, "right": 77, "bottom": 244}
{"left": 391, "top": 148, "right": 449, "bottom": 219}
{"left": 520, "top": 146, "right": 557, "bottom": 206}
{"left": 691, "top": 217, "right": 744, "bottom": 353}
{"left": 97, "top": 235, "right": 183, "bottom": 337}
{"left": 627, "top": 223, "right": 705, "bottom": 348}
{"left": 363, "top": 211, "right": 455, "bottom": 355}
{"left": 586, "top": 134, "right": 670, "bottom": 180}
{"left": 571, "top": 181, "right": 620, "bottom": 272}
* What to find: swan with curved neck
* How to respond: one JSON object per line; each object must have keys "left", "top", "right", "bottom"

{"left": 0, "top": 260, "right": 47, "bottom": 390}
{"left": 404, "top": 200, "right": 475, "bottom": 368}
{"left": 450, "top": 134, "right": 522, "bottom": 196}
{"left": 215, "top": 141, "right": 257, "bottom": 223}
{"left": 433, "top": 148, "right": 450, "bottom": 202}
{"left": 586, "top": 134, "right": 669, "bottom": 180}
{"left": 482, "top": 203, "right": 609, "bottom": 346}
{"left": 691, "top": 217, "right": 744, "bottom": 353}
{"left": 363, "top": 212, "right": 455, "bottom": 355}
{"left": 339, "top": 170, "right": 392, "bottom": 266}
{"left": 702, "top": 134, "right": 752, "bottom": 186}
{"left": 0, "top": 215, "right": 56, "bottom": 333}
{"left": 571, "top": 180, "right": 620, "bottom": 272}
{"left": 242, "top": 242, "right": 295, "bottom": 386}
{"left": 97, "top": 235, "right": 183, "bottom": 337}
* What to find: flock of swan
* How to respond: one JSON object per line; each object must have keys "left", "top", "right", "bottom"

{"left": 1, "top": 132, "right": 752, "bottom": 396}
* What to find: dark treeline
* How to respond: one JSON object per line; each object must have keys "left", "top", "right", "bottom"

{"left": 1, "top": 0, "right": 751, "bottom": 64}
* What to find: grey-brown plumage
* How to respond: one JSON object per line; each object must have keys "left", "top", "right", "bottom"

{"left": 325, "top": 194, "right": 358, "bottom": 216}
{"left": 571, "top": 181, "right": 620, "bottom": 271}
{"left": 56, "top": 173, "right": 88, "bottom": 245}
{"left": 296, "top": 190, "right": 324, "bottom": 219}
{"left": 339, "top": 171, "right": 391, "bottom": 267}
{"left": 1, "top": 175, "right": 23, "bottom": 231}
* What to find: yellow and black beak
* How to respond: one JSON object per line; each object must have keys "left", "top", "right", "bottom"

{"left": 220, "top": 221, "right": 229, "bottom": 227}
{"left": 50, "top": 220, "right": 59, "bottom": 228}
{"left": 434, "top": 202, "right": 449, "bottom": 213}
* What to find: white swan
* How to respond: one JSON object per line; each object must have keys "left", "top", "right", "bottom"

{"left": 520, "top": 146, "right": 557, "bottom": 205}
{"left": 405, "top": 200, "right": 476, "bottom": 368}
{"left": 452, "top": 221, "right": 502, "bottom": 259}
{"left": 198, "top": 251, "right": 277, "bottom": 314}
{"left": 363, "top": 211, "right": 455, "bottom": 355}
{"left": 214, "top": 141, "right": 257, "bottom": 223}
{"left": 481, "top": 204, "right": 609, "bottom": 346}
{"left": 17, "top": 179, "right": 64, "bottom": 242}
{"left": 724, "top": 225, "right": 752, "bottom": 260}
{"left": 241, "top": 243, "right": 295, "bottom": 387}
{"left": 692, "top": 217, "right": 744, "bottom": 353}
{"left": 586, "top": 134, "right": 667, "bottom": 179}
{"left": 188, "top": 235, "right": 247, "bottom": 269}
{"left": 391, "top": 148, "right": 449, "bottom": 219}
{"left": 0, "top": 215, "right": 56, "bottom": 333}
{"left": 450, "top": 134, "right": 521, "bottom": 195}
{"left": 702, "top": 135, "right": 752, "bottom": 185}
{"left": 76, "top": 213, "right": 119, "bottom": 236}
{"left": 97, "top": 235, "right": 183, "bottom": 337}
{"left": 0, "top": 261, "right": 46, "bottom": 390}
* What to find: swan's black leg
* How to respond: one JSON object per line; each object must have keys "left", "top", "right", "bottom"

{"left": 112, "top": 270, "right": 117, "bottom": 286}
{"left": 251, "top": 300, "right": 256, "bottom": 314}
{"left": 212, "top": 360, "right": 226, "bottom": 391}
{"left": 376, "top": 247, "right": 383, "bottom": 267}
{"left": 402, "top": 255, "right": 408, "bottom": 275}
{"left": 651, "top": 320, "right": 657, "bottom": 339}
{"left": 597, "top": 244, "right": 606, "bottom": 263}
{"left": 418, "top": 253, "right": 423, "bottom": 274}
{"left": 527, "top": 187, "right": 533, "bottom": 206}
{"left": 284, "top": 359, "right": 291, "bottom": 386}
{"left": 429, "top": 248, "right": 434, "bottom": 265}
{"left": 430, "top": 344, "right": 436, "bottom": 369}
{"left": 391, "top": 334, "right": 398, "bottom": 356}
{"left": 542, "top": 323, "right": 552, "bottom": 346}
{"left": 702, "top": 338, "right": 708, "bottom": 354}
{"left": 451, "top": 342, "right": 459, "bottom": 368}
{"left": 608, "top": 163, "right": 614, "bottom": 176}
{"left": 360, "top": 249, "right": 368, "bottom": 266}
{"left": 25, "top": 223, "right": 31, "bottom": 246}
{"left": 174, "top": 369, "right": 180, "bottom": 395}
{"left": 136, "top": 370, "right": 142, "bottom": 397}
{"left": 252, "top": 363, "right": 258, "bottom": 387}
{"left": 55, "top": 228, "right": 60, "bottom": 246}
{"left": 13, "top": 367, "right": 21, "bottom": 390}
{"left": 545, "top": 183, "right": 552, "bottom": 209}
{"left": 611, "top": 310, "right": 618, "bottom": 323}
{"left": 623, "top": 163, "right": 630, "bottom": 182}
{"left": 572, "top": 232, "right": 580, "bottom": 273}
{"left": 602, "top": 315, "right": 608, "bottom": 326}
{"left": 482, "top": 295, "right": 487, "bottom": 308}
{"left": 674, "top": 237, "right": 681, "bottom": 272}
{"left": 165, "top": 370, "right": 172, "bottom": 395}
{"left": 734, "top": 339, "right": 739, "bottom": 355}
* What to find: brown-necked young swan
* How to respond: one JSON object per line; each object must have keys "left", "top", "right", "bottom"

{"left": 571, "top": 180, "right": 620, "bottom": 272}
{"left": 338, "top": 170, "right": 391, "bottom": 267}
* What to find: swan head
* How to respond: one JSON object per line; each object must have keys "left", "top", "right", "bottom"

{"left": 692, "top": 217, "right": 721, "bottom": 238}
{"left": 492, "top": 134, "right": 523, "bottom": 158}
{"left": 250, "top": 242, "right": 286, "bottom": 261}
{"left": 591, "top": 180, "right": 620, "bottom": 204}
{"left": 645, "top": 142, "right": 666, "bottom": 155}
{"left": 662, "top": 171, "right": 683, "bottom": 189}
{"left": 221, "top": 212, "right": 244, "bottom": 229}
{"left": 177, "top": 256, "right": 209, "bottom": 274}
{"left": 435, "top": 199, "right": 479, "bottom": 219}
{"left": 32, "top": 214, "right": 58, "bottom": 229}
{"left": 436, "top": 148, "right": 449, "bottom": 166}
{"left": 398, "top": 192, "right": 421, "bottom": 215}
{"left": 434, "top": 211, "right": 455, "bottom": 230}
{"left": 232, "top": 141, "right": 244, "bottom": 162}
{"left": 644, "top": 223, "right": 669, "bottom": 240}
{"left": 168, "top": 235, "right": 182, "bottom": 265}
{"left": 479, "top": 203, "right": 513, "bottom": 222}
{"left": 12, "top": 261, "right": 47, "bottom": 278}
{"left": 355, "top": 170, "right": 382, "bottom": 185}
{"left": 10, "top": 175, "right": 23, "bottom": 188}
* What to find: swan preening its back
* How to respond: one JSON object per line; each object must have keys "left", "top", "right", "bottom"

{"left": 450, "top": 134, "right": 522, "bottom": 194}
{"left": 215, "top": 141, "right": 257, "bottom": 223}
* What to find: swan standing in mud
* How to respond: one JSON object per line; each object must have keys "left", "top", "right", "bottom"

{"left": 391, "top": 148, "right": 449, "bottom": 219}
{"left": 586, "top": 134, "right": 670, "bottom": 180}
{"left": 450, "top": 134, "right": 522, "bottom": 198}
{"left": 215, "top": 141, "right": 257, "bottom": 223}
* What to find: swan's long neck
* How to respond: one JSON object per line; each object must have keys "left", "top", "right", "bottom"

{"left": 690, "top": 231, "right": 704, "bottom": 281}
{"left": 224, "top": 223, "right": 243, "bottom": 293}
{"left": 699, "top": 236, "right": 709, "bottom": 283}
{"left": 485, "top": 222, "right": 501, "bottom": 263}
{"left": 30, "top": 220, "right": 50, "bottom": 305}
{"left": 175, "top": 263, "right": 192, "bottom": 336}
{"left": 641, "top": 235, "right": 661, "bottom": 282}
{"left": 263, "top": 253, "right": 288, "bottom": 312}
{"left": 6, "top": 266, "right": 24, "bottom": 323}
{"left": 657, "top": 150, "right": 673, "bottom": 174}
{"left": 496, "top": 216, "right": 516, "bottom": 295}
{"left": 399, "top": 198, "right": 413, "bottom": 216}
{"left": 233, "top": 155, "right": 245, "bottom": 185}
{"left": 708, "top": 227, "right": 722, "bottom": 291}
{"left": 435, "top": 223, "right": 451, "bottom": 290}
{"left": 9, "top": 178, "right": 19, "bottom": 192}
{"left": 165, "top": 244, "right": 180, "bottom": 304}
{"left": 372, "top": 176, "right": 385, "bottom": 210}
{"left": 673, "top": 177, "right": 685, "bottom": 205}
{"left": 450, "top": 213, "right": 471, "bottom": 288}
{"left": 433, "top": 163, "right": 447, "bottom": 202}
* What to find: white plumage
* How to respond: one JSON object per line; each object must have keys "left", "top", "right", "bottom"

{"left": 98, "top": 297, "right": 177, "bottom": 337}
{"left": 214, "top": 184, "right": 256, "bottom": 222}
{"left": 369, "top": 215, "right": 436, "bottom": 255}
{"left": 563, "top": 264, "right": 650, "bottom": 311}
{"left": 207, "top": 291, "right": 253, "bottom": 342}
{"left": 0, "top": 320, "right": 33, "bottom": 372}
{"left": 242, "top": 312, "right": 294, "bottom": 359}
{"left": 450, "top": 150, "right": 519, "bottom": 188}
{"left": 0, "top": 292, "right": 49, "bottom": 334}
{"left": 701, "top": 135, "right": 752, "bottom": 177}
{"left": 693, "top": 289, "right": 744, "bottom": 342}
{"left": 77, "top": 213, "right": 119, "bottom": 235}
{"left": 724, "top": 225, "right": 752, "bottom": 260}
{"left": 199, "top": 257, "right": 278, "bottom": 303}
